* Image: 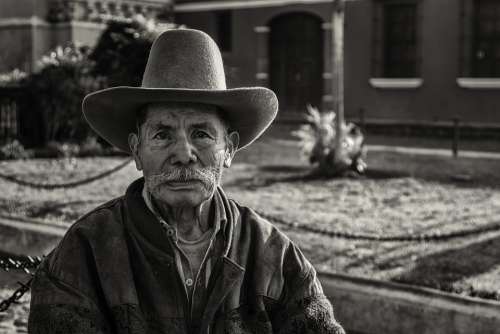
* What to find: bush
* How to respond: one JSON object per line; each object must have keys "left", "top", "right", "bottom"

{"left": 30, "top": 139, "right": 129, "bottom": 158}
{"left": 0, "top": 69, "right": 27, "bottom": 87}
{"left": 293, "top": 105, "right": 367, "bottom": 176}
{"left": 91, "top": 15, "right": 179, "bottom": 86}
{"left": 18, "top": 16, "right": 178, "bottom": 148}
{"left": 33, "top": 141, "right": 80, "bottom": 159}
{"left": 0, "top": 140, "right": 32, "bottom": 160}
{"left": 25, "top": 44, "right": 102, "bottom": 144}
{"left": 79, "top": 136, "right": 105, "bottom": 157}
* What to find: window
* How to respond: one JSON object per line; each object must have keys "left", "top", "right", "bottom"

{"left": 383, "top": 3, "right": 418, "bottom": 77}
{"left": 216, "top": 11, "right": 232, "bottom": 52}
{"left": 471, "top": 0, "right": 500, "bottom": 77}
{"left": 372, "top": 1, "right": 420, "bottom": 78}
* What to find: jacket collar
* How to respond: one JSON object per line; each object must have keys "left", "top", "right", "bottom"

{"left": 124, "top": 178, "right": 230, "bottom": 257}
{"left": 141, "top": 181, "right": 227, "bottom": 239}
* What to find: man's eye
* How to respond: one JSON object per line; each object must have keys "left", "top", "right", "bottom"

{"left": 192, "top": 130, "right": 211, "bottom": 139}
{"left": 152, "top": 131, "right": 170, "bottom": 140}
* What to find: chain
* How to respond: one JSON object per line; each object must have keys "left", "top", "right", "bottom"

{"left": 0, "top": 158, "right": 132, "bottom": 189}
{"left": 0, "top": 255, "right": 43, "bottom": 274}
{"left": 0, "top": 210, "right": 498, "bottom": 315}
{"left": 0, "top": 278, "right": 32, "bottom": 313}
{"left": 256, "top": 210, "right": 500, "bottom": 242}
{"left": 0, "top": 255, "right": 42, "bottom": 312}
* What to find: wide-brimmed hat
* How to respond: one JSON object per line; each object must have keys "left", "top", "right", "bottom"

{"left": 83, "top": 28, "right": 278, "bottom": 153}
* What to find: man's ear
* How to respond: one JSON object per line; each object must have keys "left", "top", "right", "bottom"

{"left": 128, "top": 133, "right": 143, "bottom": 171}
{"left": 224, "top": 131, "right": 239, "bottom": 168}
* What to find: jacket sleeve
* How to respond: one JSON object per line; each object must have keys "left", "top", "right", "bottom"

{"left": 273, "top": 242, "right": 346, "bottom": 334}
{"left": 28, "top": 260, "right": 112, "bottom": 334}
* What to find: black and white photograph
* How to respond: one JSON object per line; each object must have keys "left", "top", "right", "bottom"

{"left": 0, "top": 0, "right": 499, "bottom": 333}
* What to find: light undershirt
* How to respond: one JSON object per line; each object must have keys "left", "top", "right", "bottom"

{"left": 177, "top": 229, "right": 213, "bottom": 294}
{"left": 141, "top": 185, "right": 217, "bottom": 298}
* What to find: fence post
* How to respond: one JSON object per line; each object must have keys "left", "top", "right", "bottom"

{"left": 452, "top": 117, "right": 460, "bottom": 158}
{"left": 359, "top": 108, "right": 366, "bottom": 133}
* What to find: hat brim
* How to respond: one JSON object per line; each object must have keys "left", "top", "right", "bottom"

{"left": 82, "top": 86, "right": 278, "bottom": 153}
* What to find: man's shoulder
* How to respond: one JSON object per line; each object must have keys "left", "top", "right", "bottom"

{"left": 230, "top": 198, "right": 291, "bottom": 248}
{"left": 228, "top": 199, "right": 317, "bottom": 300}
{"left": 68, "top": 196, "right": 125, "bottom": 236}
{"left": 44, "top": 196, "right": 127, "bottom": 275}
{"left": 228, "top": 199, "right": 308, "bottom": 274}
{"left": 33, "top": 195, "right": 135, "bottom": 303}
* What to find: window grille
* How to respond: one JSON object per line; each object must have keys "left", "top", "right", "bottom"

{"left": 0, "top": 98, "right": 18, "bottom": 141}
{"left": 372, "top": 0, "right": 421, "bottom": 78}
{"left": 383, "top": 3, "right": 418, "bottom": 77}
{"left": 471, "top": 0, "right": 500, "bottom": 77}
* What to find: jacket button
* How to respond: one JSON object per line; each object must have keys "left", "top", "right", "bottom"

{"left": 185, "top": 278, "right": 194, "bottom": 287}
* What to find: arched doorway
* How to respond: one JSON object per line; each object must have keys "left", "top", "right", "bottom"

{"left": 269, "top": 13, "right": 324, "bottom": 114}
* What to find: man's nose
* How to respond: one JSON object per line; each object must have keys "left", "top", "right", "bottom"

{"left": 170, "top": 136, "right": 197, "bottom": 165}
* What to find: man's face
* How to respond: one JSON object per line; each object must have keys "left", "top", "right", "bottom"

{"left": 129, "top": 103, "right": 238, "bottom": 208}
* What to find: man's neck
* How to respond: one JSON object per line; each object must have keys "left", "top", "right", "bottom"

{"left": 151, "top": 196, "right": 213, "bottom": 241}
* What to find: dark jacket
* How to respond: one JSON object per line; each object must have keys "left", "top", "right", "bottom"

{"left": 28, "top": 179, "right": 345, "bottom": 334}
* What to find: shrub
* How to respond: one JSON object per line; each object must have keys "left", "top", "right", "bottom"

{"left": 25, "top": 44, "right": 102, "bottom": 145}
{"left": 79, "top": 136, "right": 105, "bottom": 157}
{"left": 0, "top": 69, "right": 27, "bottom": 87}
{"left": 18, "top": 16, "right": 178, "bottom": 148}
{"left": 293, "top": 104, "right": 367, "bottom": 176}
{"left": 17, "top": 16, "right": 178, "bottom": 149}
{"left": 0, "top": 140, "right": 32, "bottom": 160}
{"left": 90, "top": 15, "right": 179, "bottom": 86}
{"left": 33, "top": 141, "right": 80, "bottom": 159}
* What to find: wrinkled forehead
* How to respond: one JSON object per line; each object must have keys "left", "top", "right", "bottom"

{"left": 140, "top": 102, "right": 227, "bottom": 129}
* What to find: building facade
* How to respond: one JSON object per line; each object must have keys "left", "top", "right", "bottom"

{"left": 1, "top": 0, "right": 499, "bottom": 126}
{"left": 175, "top": 0, "right": 500, "bottom": 126}
{"left": 0, "top": 0, "right": 173, "bottom": 73}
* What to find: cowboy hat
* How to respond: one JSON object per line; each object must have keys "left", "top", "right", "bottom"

{"left": 82, "top": 28, "right": 278, "bottom": 153}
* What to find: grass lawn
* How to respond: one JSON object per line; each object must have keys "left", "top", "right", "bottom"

{"left": 1, "top": 133, "right": 500, "bottom": 301}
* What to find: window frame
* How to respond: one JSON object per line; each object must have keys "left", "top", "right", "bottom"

{"left": 458, "top": 0, "right": 500, "bottom": 88}
{"left": 371, "top": 0, "right": 423, "bottom": 83}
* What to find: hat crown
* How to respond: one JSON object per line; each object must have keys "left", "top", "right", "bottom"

{"left": 141, "top": 29, "right": 227, "bottom": 90}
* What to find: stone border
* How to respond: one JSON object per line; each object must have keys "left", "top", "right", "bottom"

{"left": 319, "top": 271, "right": 500, "bottom": 334}
{"left": 0, "top": 216, "right": 64, "bottom": 256}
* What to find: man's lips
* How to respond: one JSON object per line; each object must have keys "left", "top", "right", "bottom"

{"left": 164, "top": 180, "right": 202, "bottom": 190}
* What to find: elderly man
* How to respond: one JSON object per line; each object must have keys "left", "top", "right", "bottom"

{"left": 28, "top": 29, "right": 345, "bottom": 334}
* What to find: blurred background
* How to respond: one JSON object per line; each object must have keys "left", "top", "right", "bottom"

{"left": 1, "top": 0, "right": 500, "bottom": 150}
{"left": 0, "top": 1, "right": 500, "bottom": 334}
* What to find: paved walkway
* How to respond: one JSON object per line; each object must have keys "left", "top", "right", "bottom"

{"left": 273, "top": 138, "right": 500, "bottom": 160}
{"left": 0, "top": 215, "right": 66, "bottom": 237}
{"left": 367, "top": 145, "right": 500, "bottom": 160}
{"left": 0, "top": 288, "right": 29, "bottom": 334}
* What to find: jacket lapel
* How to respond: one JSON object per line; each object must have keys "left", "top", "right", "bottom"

{"left": 198, "top": 256, "right": 245, "bottom": 333}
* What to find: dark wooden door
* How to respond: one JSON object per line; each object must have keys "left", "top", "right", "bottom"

{"left": 270, "top": 13, "right": 323, "bottom": 114}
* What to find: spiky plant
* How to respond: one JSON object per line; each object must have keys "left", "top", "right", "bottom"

{"left": 293, "top": 105, "right": 367, "bottom": 176}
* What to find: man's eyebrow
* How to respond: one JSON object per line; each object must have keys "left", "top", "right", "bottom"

{"left": 147, "top": 123, "right": 175, "bottom": 132}
{"left": 190, "top": 122, "right": 216, "bottom": 132}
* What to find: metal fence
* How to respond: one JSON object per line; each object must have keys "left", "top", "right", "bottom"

{"left": 0, "top": 86, "right": 22, "bottom": 143}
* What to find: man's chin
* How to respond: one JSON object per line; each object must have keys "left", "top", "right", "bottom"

{"left": 152, "top": 184, "right": 214, "bottom": 207}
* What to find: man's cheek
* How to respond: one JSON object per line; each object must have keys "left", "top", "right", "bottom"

{"left": 213, "top": 149, "right": 227, "bottom": 165}
{"left": 141, "top": 152, "right": 166, "bottom": 175}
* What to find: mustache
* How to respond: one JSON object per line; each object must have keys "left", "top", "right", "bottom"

{"left": 147, "top": 166, "right": 220, "bottom": 187}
